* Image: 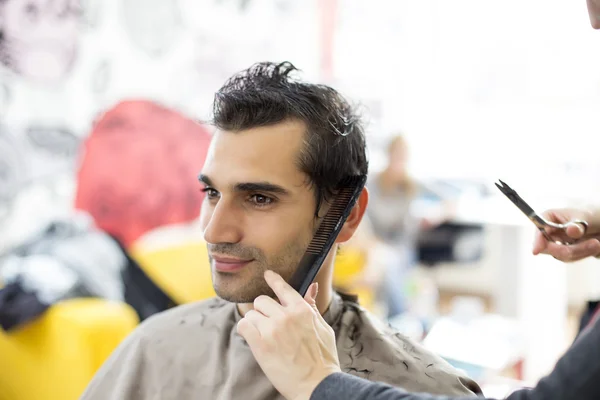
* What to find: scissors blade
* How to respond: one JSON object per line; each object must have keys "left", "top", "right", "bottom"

{"left": 495, "top": 179, "right": 537, "bottom": 219}
{"left": 496, "top": 180, "right": 579, "bottom": 245}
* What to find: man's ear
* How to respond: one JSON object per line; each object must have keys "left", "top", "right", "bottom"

{"left": 335, "top": 187, "right": 369, "bottom": 243}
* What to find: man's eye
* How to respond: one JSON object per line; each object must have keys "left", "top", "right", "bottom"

{"left": 201, "top": 187, "right": 219, "bottom": 199}
{"left": 250, "top": 194, "right": 273, "bottom": 207}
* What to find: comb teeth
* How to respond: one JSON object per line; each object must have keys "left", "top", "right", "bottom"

{"left": 306, "top": 187, "right": 355, "bottom": 254}
{"left": 289, "top": 175, "right": 367, "bottom": 295}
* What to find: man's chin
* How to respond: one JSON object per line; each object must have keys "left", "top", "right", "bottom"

{"left": 212, "top": 275, "right": 273, "bottom": 303}
{"left": 215, "top": 292, "right": 266, "bottom": 304}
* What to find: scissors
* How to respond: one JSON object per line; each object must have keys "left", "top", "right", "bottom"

{"left": 495, "top": 179, "right": 589, "bottom": 245}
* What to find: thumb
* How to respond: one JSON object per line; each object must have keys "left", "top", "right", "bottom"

{"left": 304, "top": 282, "right": 319, "bottom": 310}
{"left": 305, "top": 283, "right": 325, "bottom": 322}
{"left": 304, "top": 283, "right": 330, "bottom": 329}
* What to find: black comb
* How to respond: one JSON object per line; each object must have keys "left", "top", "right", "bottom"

{"left": 288, "top": 175, "right": 367, "bottom": 296}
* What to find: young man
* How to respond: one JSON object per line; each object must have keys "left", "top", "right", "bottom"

{"left": 81, "top": 62, "right": 482, "bottom": 399}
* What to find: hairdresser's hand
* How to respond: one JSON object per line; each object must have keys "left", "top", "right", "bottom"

{"left": 237, "top": 270, "right": 341, "bottom": 400}
{"left": 533, "top": 208, "right": 600, "bottom": 262}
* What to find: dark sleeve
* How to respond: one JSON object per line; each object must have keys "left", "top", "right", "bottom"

{"left": 311, "top": 318, "right": 600, "bottom": 400}
{"left": 310, "top": 373, "right": 475, "bottom": 400}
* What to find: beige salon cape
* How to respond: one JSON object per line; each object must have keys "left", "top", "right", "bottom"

{"left": 81, "top": 293, "right": 482, "bottom": 399}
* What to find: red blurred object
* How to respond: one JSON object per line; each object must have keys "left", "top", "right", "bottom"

{"left": 75, "top": 100, "right": 212, "bottom": 247}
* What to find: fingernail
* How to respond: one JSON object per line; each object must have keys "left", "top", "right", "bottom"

{"left": 314, "top": 282, "right": 319, "bottom": 298}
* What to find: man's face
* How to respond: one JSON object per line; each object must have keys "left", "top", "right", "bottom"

{"left": 589, "top": 0, "right": 600, "bottom": 29}
{"left": 199, "top": 120, "right": 317, "bottom": 303}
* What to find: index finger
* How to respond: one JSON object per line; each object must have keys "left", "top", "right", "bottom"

{"left": 264, "top": 270, "right": 304, "bottom": 307}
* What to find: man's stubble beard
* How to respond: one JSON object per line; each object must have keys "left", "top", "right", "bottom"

{"left": 210, "top": 239, "right": 310, "bottom": 303}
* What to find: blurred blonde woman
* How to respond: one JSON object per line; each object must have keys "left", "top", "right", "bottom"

{"left": 366, "top": 135, "right": 423, "bottom": 318}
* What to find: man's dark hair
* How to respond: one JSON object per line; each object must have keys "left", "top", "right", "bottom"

{"left": 212, "top": 61, "right": 368, "bottom": 217}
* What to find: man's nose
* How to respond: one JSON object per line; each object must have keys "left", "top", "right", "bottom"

{"left": 202, "top": 200, "right": 243, "bottom": 245}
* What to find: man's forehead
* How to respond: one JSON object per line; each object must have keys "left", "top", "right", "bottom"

{"left": 202, "top": 121, "right": 308, "bottom": 188}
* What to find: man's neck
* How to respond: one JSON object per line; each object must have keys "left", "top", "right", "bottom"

{"left": 237, "top": 267, "right": 334, "bottom": 317}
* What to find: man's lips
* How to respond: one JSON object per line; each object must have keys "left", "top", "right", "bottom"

{"left": 211, "top": 256, "right": 253, "bottom": 272}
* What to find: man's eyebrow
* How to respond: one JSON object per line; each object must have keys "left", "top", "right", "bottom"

{"left": 198, "top": 174, "right": 214, "bottom": 186}
{"left": 235, "top": 182, "right": 290, "bottom": 195}
{"left": 198, "top": 174, "right": 290, "bottom": 195}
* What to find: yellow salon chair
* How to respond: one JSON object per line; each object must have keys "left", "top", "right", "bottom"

{"left": 0, "top": 298, "right": 139, "bottom": 400}
{"left": 334, "top": 248, "right": 377, "bottom": 312}
{"left": 129, "top": 239, "right": 216, "bottom": 304}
